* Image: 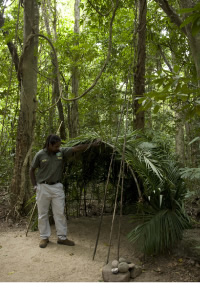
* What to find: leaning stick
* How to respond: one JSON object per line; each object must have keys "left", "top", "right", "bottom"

{"left": 92, "top": 148, "right": 116, "bottom": 260}
{"left": 106, "top": 81, "right": 129, "bottom": 262}
{"left": 117, "top": 100, "right": 129, "bottom": 260}
{"left": 25, "top": 201, "right": 37, "bottom": 237}
{"left": 92, "top": 104, "right": 125, "bottom": 261}
{"left": 106, "top": 159, "right": 123, "bottom": 264}
{"left": 56, "top": 121, "right": 63, "bottom": 135}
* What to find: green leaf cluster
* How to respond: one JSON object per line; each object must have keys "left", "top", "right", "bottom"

{"left": 179, "top": 2, "right": 200, "bottom": 36}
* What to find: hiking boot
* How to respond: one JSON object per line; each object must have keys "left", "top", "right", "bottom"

{"left": 57, "top": 238, "right": 75, "bottom": 246}
{"left": 39, "top": 238, "right": 49, "bottom": 248}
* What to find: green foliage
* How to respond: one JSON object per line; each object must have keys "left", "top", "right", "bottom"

{"left": 179, "top": 2, "right": 200, "bottom": 36}
{"left": 128, "top": 162, "right": 191, "bottom": 255}
{"left": 180, "top": 167, "right": 200, "bottom": 180}
{"left": 128, "top": 207, "right": 190, "bottom": 254}
{"left": 138, "top": 70, "right": 199, "bottom": 120}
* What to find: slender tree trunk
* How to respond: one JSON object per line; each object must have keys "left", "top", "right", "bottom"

{"left": 175, "top": 112, "right": 185, "bottom": 165}
{"left": 42, "top": 1, "right": 55, "bottom": 134}
{"left": 51, "top": 0, "right": 66, "bottom": 139}
{"left": 70, "top": 0, "right": 80, "bottom": 138}
{"left": 171, "top": 46, "right": 185, "bottom": 165}
{"left": 185, "top": 121, "right": 192, "bottom": 165}
{"left": 53, "top": 63, "right": 66, "bottom": 139}
{"left": 10, "top": 0, "right": 39, "bottom": 216}
{"left": 43, "top": 0, "right": 66, "bottom": 139}
{"left": 133, "top": 0, "right": 147, "bottom": 130}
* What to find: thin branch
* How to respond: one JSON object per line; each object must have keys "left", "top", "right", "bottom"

{"left": 157, "top": 44, "right": 173, "bottom": 72}
{"left": 37, "top": 89, "right": 62, "bottom": 114}
{"left": 33, "top": 67, "right": 55, "bottom": 82}
{"left": 60, "top": 71, "right": 72, "bottom": 87}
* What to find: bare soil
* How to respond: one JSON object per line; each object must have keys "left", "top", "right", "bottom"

{"left": 0, "top": 214, "right": 200, "bottom": 282}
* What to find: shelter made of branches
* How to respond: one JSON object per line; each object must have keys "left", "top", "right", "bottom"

{"left": 62, "top": 137, "right": 142, "bottom": 218}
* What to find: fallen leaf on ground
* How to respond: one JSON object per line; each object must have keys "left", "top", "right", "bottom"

{"left": 8, "top": 271, "right": 15, "bottom": 275}
{"left": 154, "top": 267, "right": 162, "bottom": 273}
{"left": 103, "top": 243, "right": 112, "bottom": 246}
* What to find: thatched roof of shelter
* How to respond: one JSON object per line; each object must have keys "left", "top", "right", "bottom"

{"left": 62, "top": 131, "right": 168, "bottom": 205}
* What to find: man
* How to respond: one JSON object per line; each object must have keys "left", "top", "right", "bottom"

{"left": 30, "top": 134, "right": 100, "bottom": 248}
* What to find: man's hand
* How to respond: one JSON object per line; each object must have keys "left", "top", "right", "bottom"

{"left": 92, "top": 139, "right": 101, "bottom": 147}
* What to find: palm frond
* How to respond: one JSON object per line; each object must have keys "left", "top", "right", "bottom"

{"left": 128, "top": 208, "right": 191, "bottom": 254}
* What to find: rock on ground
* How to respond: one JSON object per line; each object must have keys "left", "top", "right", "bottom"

{"left": 102, "top": 263, "right": 130, "bottom": 282}
{"left": 130, "top": 265, "right": 142, "bottom": 279}
{"left": 118, "top": 262, "right": 129, "bottom": 273}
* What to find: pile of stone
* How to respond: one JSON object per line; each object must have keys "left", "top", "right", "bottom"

{"left": 102, "top": 257, "right": 142, "bottom": 282}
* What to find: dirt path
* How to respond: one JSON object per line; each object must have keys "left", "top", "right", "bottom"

{"left": 0, "top": 215, "right": 200, "bottom": 282}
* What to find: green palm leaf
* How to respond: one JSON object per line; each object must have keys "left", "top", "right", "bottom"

{"left": 128, "top": 208, "right": 190, "bottom": 254}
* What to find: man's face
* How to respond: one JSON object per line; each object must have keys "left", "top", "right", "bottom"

{"left": 48, "top": 142, "right": 61, "bottom": 153}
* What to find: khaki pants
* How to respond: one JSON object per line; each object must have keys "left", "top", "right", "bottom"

{"left": 36, "top": 183, "right": 67, "bottom": 240}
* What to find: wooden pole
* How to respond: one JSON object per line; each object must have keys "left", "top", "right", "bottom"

{"left": 92, "top": 105, "right": 125, "bottom": 261}
{"left": 25, "top": 201, "right": 37, "bottom": 237}
{"left": 106, "top": 159, "right": 123, "bottom": 264}
{"left": 117, "top": 99, "right": 129, "bottom": 260}
{"left": 56, "top": 121, "right": 63, "bottom": 135}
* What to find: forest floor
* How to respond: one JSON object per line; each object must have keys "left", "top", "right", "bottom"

{"left": 0, "top": 189, "right": 200, "bottom": 283}
{"left": 0, "top": 214, "right": 200, "bottom": 283}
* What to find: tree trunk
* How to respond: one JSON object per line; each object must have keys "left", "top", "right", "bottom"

{"left": 42, "top": 1, "right": 55, "bottom": 134}
{"left": 43, "top": 0, "right": 66, "bottom": 139}
{"left": 10, "top": 0, "right": 39, "bottom": 216}
{"left": 52, "top": 0, "right": 66, "bottom": 139}
{"left": 154, "top": 0, "right": 200, "bottom": 78}
{"left": 70, "top": 0, "right": 80, "bottom": 138}
{"left": 53, "top": 65, "right": 66, "bottom": 140}
{"left": 179, "top": 0, "right": 200, "bottom": 78}
{"left": 133, "top": 0, "right": 147, "bottom": 130}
